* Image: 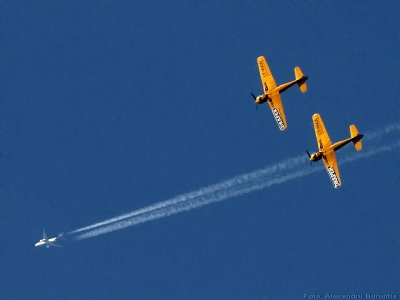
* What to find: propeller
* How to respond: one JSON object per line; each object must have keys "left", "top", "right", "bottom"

{"left": 250, "top": 93, "right": 258, "bottom": 110}
{"left": 306, "top": 150, "right": 312, "bottom": 167}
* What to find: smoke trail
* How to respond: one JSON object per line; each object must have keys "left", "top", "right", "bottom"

{"left": 72, "top": 140, "right": 400, "bottom": 240}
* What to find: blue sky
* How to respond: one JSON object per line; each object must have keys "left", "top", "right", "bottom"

{"left": 1, "top": 1, "right": 400, "bottom": 299}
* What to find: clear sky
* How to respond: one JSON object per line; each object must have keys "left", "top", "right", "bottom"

{"left": 1, "top": 1, "right": 400, "bottom": 299}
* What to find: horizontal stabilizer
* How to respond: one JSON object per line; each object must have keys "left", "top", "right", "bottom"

{"left": 350, "top": 124, "right": 363, "bottom": 151}
{"left": 294, "top": 67, "right": 307, "bottom": 93}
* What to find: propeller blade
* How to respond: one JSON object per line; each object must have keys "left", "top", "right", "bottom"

{"left": 306, "top": 150, "right": 312, "bottom": 167}
{"left": 251, "top": 93, "right": 259, "bottom": 110}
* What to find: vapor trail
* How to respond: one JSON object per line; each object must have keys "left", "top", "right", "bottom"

{"left": 69, "top": 121, "right": 400, "bottom": 236}
{"left": 72, "top": 139, "right": 400, "bottom": 240}
{"left": 363, "top": 122, "right": 400, "bottom": 142}
{"left": 69, "top": 121, "right": 400, "bottom": 237}
{"left": 70, "top": 154, "right": 306, "bottom": 234}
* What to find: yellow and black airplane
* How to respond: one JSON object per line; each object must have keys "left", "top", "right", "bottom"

{"left": 307, "top": 113, "right": 364, "bottom": 188}
{"left": 252, "top": 56, "right": 308, "bottom": 131}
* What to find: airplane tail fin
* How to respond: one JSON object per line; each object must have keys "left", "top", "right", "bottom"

{"left": 294, "top": 67, "right": 308, "bottom": 93}
{"left": 350, "top": 124, "right": 363, "bottom": 151}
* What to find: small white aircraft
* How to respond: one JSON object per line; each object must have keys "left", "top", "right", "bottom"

{"left": 34, "top": 229, "right": 63, "bottom": 248}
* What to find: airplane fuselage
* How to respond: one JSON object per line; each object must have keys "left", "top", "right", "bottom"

{"left": 309, "top": 134, "right": 364, "bottom": 163}
{"left": 34, "top": 237, "right": 58, "bottom": 247}
{"left": 255, "top": 77, "right": 308, "bottom": 105}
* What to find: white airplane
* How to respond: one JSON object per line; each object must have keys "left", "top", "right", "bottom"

{"left": 34, "top": 229, "right": 63, "bottom": 248}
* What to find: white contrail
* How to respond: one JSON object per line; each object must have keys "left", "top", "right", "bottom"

{"left": 363, "top": 122, "right": 400, "bottom": 142}
{"left": 69, "top": 154, "right": 306, "bottom": 234}
{"left": 69, "top": 123, "right": 400, "bottom": 234}
{"left": 73, "top": 167, "right": 319, "bottom": 240}
{"left": 72, "top": 139, "right": 400, "bottom": 240}
{"left": 69, "top": 121, "right": 400, "bottom": 236}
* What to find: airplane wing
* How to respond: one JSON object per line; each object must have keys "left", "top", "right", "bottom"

{"left": 257, "top": 56, "right": 277, "bottom": 93}
{"left": 267, "top": 93, "right": 287, "bottom": 131}
{"left": 322, "top": 150, "right": 342, "bottom": 188}
{"left": 42, "top": 228, "right": 47, "bottom": 240}
{"left": 312, "top": 113, "right": 332, "bottom": 150}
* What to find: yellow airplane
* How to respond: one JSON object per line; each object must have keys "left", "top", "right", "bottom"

{"left": 306, "top": 113, "right": 364, "bottom": 188}
{"left": 252, "top": 56, "right": 308, "bottom": 131}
